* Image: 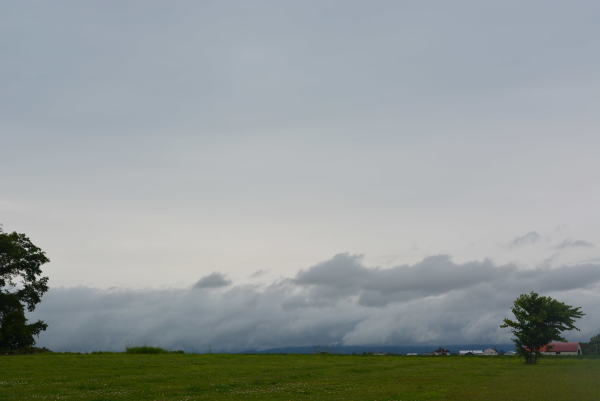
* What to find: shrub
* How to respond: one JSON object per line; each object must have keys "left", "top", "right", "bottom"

{"left": 125, "top": 346, "right": 184, "bottom": 354}
{"left": 1, "top": 346, "right": 51, "bottom": 355}
{"left": 126, "top": 346, "right": 169, "bottom": 354}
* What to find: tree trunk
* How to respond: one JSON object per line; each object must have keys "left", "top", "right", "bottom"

{"left": 525, "top": 350, "right": 537, "bottom": 364}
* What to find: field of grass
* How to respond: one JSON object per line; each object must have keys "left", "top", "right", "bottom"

{"left": 1, "top": 353, "right": 599, "bottom": 401}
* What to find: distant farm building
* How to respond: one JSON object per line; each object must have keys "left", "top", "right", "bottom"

{"left": 459, "top": 350, "right": 483, "bottom": 355}
{"left": 482, "top": 348, "right": 498, "bottom": 356}
{"left": 539, "top": 342, "right": 582, "bottom": 356}
{"left": 432, "top": 347, "right": 451, "bottom": 356}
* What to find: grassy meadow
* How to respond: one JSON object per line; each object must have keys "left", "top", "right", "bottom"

{"left": 1, "top": 353, "right": 599, "bottom": 401}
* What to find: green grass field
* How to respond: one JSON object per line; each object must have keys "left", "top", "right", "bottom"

{"left": 1, "top": 354, "right": 599, "bottom": 401}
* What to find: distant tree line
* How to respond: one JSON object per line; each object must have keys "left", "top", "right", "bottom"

{"left": 581, "top": 334, "right": 600, "bottom": 355}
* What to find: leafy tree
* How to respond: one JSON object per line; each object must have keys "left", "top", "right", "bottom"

{"left": 501, "top": 292, "right": 584, "bottom": 364}
{"left": 0, "top": 227, "right": 49, "bottom": 352}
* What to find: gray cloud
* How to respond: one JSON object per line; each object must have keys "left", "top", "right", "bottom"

{"left": 250, "top": 270, "right": 268, "bottom": 278}
{"left": 193, "top": 272, "right": 232, "bottom": 289}
{"left": 509, "top": 231, "right": 542, "bottom": 248}
{"left": 294, "top": 254, "right": 508, "bottom": 307}
{"left": 31, "top": 254, "right": 600, "bottom": 352}
{"left": 554, "top": 239, "right": 595, "bottom": 250}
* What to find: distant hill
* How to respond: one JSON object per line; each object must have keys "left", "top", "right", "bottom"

{"left": 246, "top": 344, "right": 516, "bottom": 355}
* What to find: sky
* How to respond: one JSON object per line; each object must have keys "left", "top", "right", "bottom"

{"left": 2, "top": 1, "right": 600, "bottom": 351}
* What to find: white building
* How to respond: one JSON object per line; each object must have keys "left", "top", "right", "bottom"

{"left": 459, "top": 349, "right": 483, "bottom": 355}
{"left": 482, "top": 348, "right": 498, "bottom": 356}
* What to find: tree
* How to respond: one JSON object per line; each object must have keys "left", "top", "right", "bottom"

{"left": 590, "top": 333, "right": 600, "bottom": 344}
{"left": 0, "top": 227, "right": 49, "bottom": 352}
{"left": 501, "top": 292, "right": 584, "bottom": 364}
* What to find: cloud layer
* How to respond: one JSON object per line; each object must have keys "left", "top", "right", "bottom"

{"left": 31, "top": 254, "right": 600, "bottom": 352}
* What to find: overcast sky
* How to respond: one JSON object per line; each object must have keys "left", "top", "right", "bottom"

{"left": 2, "top": 1, "right": 600, "bottom": 349}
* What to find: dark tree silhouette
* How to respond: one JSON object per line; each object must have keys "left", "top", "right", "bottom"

{"left": 0, "top": 227, "right": 49, "bottom": 352}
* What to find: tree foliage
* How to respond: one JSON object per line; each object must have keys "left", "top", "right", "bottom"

{"left": 0, "top": 227, "right": 49, "bottom": 352}
{"left": 0, "top": 293, "right": 47, "bottom": 350}
{"left": 501, "top": 292, "right": 584, "bottom": 364}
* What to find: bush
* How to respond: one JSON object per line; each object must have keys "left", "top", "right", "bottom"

{"left": 1, "top": 346, "right": 52, "bottom": 355}
{"left": 125, "top": 346, "right": 184, "bottom": 354}
{"left": 126, "top": 346, "right": 168, "bottom": 354}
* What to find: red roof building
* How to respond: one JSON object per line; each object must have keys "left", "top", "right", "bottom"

{"left": 539, "top": 342, "right": 581, "bottom": 355}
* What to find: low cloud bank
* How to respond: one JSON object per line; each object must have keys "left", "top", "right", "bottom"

{"left": 31, "top": 254, "right": 600, "bottom": 352}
